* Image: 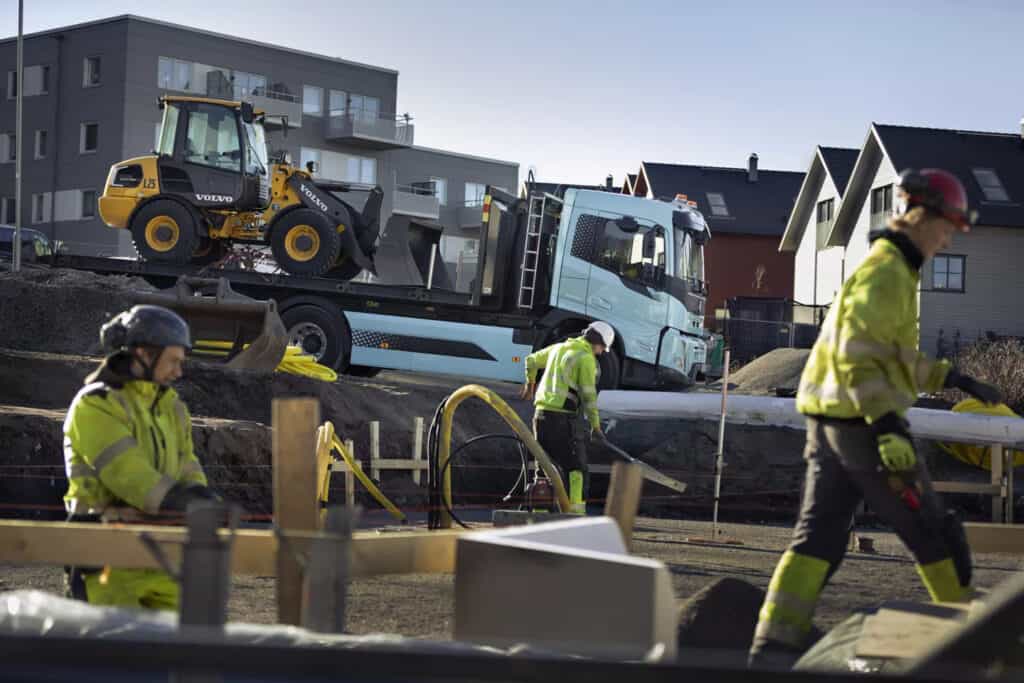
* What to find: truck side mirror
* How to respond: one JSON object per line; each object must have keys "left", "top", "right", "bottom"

{"left": 615, "top": 216, "right": 639, "bottom": 233}
{"left": 306, "top": 160, "right": 319, "bottom": 175}
{"left": 240, "top": 101, "right": 255, "bottom": 124}
{"left": 642, "top": 229, "right": 656, "bottom": 259}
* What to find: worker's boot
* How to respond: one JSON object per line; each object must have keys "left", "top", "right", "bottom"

{"left": 917, "top": 557, "right": 969, "bottom": 603}
{"left": 747, "top": 641, "right": 804, "bottom": 670}
{"left": 749, "top": 551, "right": 829, "bottom": 668}
{"left": 568, "top": 470, "right": 586, "bottom": 515}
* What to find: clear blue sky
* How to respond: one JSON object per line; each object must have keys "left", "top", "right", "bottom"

{"left": 3, "top": 1, "right": 1022, "bottom": 186}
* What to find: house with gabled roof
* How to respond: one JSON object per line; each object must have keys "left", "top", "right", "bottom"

{"left": 634, "top": 155, "right": 803, "bottom": 325}
{"left": 621, "top": 173, "right": 638, "bottom": 195}
{"left": 778, "top": 146, "right": 859, "bottom": 308}
{"left": 824, "top": 121, "right": 1024, "bottom": 355}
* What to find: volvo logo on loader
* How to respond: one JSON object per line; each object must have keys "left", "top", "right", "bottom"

{"left": 195, "top": 193, "right": 234, "bottom": 203}
{"left": 300, "top": 184, "right": 329, "bottom": 213}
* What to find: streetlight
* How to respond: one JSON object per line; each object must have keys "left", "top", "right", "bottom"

{"left": 13, "top": 0, "right": 24, "bottom": 272}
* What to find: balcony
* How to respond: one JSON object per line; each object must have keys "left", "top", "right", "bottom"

{"left": 239, "top": 87, "right": 302, "bottom": 128}
{"left": 458, "top": 201, "right": 486, "bottom": 229}
{"left": 393, "top": 184, "right": 440, "bottom": 220}
{"left": 326, "top": 111, "right": 414, "bottom": 149}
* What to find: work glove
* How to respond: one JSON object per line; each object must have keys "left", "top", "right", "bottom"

{"left": 160, "top": 483, "right": 221, "bottom": 513}
{"left": 872, "top": 413, "right": 916, "bottom": 472}
{"left": 944, "top": 369, "right": 1002, "bottom": 405}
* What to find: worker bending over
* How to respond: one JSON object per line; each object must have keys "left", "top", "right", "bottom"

{"left": 521, "top": 321, "right": 614, "bottom": 515}
{"left": 749, "top": 169, "right": 1002, "bottom": 668}
{"left": 64, "top": 305, "right": 219, "bottom": 610}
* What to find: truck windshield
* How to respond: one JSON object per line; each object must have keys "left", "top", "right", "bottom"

{"left": 243, "top": 120, "right": 268, "bottom": 175}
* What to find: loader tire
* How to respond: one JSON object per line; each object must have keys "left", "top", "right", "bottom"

{"left": 271, "top": 209, "right": 340, "bottom": 278}
{"left": 131, "top": 199, "right": 200, "bottom": 263}
{"left": 281, "top": 303, "right": 350, "bottom": 371}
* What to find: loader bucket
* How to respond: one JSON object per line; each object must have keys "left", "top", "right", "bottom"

{"left": 372, "top": 214, "right": 454, "bottom": 289}
{"left": 133, "top": 276, "right": 288, "bottom": 373}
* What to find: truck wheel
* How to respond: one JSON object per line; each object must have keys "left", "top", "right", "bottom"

{"left": 130, "top": 199, "right": 200, "bottom": 263}
{"left": 271, "top": 209, "right": 340, "bottom": 277}
{"left": 597, "top": 349, "right": 621, "bottom": 391}
{"left": 191, "top": 238, "right": 228, "bottom": 265}
{"left": 281, "top": 304, "right": 349, "bottom": 371}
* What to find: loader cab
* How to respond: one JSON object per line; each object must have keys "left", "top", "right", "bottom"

{"left": 156, "top": 97, "right": 270, "bottom": 212}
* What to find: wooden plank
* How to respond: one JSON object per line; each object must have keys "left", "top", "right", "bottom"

{"left": 413, "top": 416, "right": 425, "bottom": 485}
{"left": 964, "top": 522, "right": 1024, "bottom": 554}
{"left": 991, "top": 444, "right": 1004, "bottom": 523}
{"left": 370, "top": 421, "right": 381, "bottom": 481}
{"left": 588, "top": 464, "right": 687, "bottom": 494}
{"left": 344, "top": 439, "right": 356, "bottom": 510}
{"left": 0, "top": 520, "right": 463, "bottom": 576}
{"left": 273, "top": 398, "right": 320, "bottom": 625}
{"left": 933, "top": 482, "right": 1001, "bottom": 495}
{"left": 603, "top": 462, "right": 644, "bottom": 550}
{"left": 330, "top": 459, "right": 429, "bottom": 472}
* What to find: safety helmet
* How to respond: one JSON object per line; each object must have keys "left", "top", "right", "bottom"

{"left": 100, "top": 305, "right": 192, "bottom": 353}
{"left": 896, "top": 168, "right": 975, "bottom": 232}
{"left": 585, "top": 321, "right": 615, "bottom": 348}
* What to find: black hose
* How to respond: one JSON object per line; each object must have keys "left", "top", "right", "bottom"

{"left": 438, "top": 433, "right": 528, "bottom": 529}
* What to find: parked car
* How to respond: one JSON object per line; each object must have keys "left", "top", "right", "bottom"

{"left": 0, "top": 225, "right": 55, "bottom": 264}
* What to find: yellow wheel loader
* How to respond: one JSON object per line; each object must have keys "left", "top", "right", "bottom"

{"left": 98, "top": 96, "right": 382, "bottom": 279}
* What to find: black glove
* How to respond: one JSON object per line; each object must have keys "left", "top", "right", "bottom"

{"left": 160, "top": 483, "right": 221, "bottom": 513}
{"left": 944, "top": 369, "right": 1002, "bottom": 405}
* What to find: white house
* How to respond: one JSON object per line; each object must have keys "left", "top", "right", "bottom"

{"left": 822, "top": 122, "right": 1024, "bottom": 355}
{"left": 779, "top": 146, "right": 859, "bottom": 308}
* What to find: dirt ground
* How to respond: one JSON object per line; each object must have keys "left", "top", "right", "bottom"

{"left": 3, "top": 518, "right": 1021, "bottom": 643}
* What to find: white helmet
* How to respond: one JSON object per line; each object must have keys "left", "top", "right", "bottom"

{"left": 585, "top": 321, "right": 615, "bottom": 348}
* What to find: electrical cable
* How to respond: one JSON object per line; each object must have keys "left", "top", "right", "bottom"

{"left": 437, "top": 433, "right": 528, "bottom": 529}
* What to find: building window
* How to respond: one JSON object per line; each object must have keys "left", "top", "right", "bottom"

{"left": 870, "top": 184, "right": 893, "bottom": 229}
{"left": 83, "top": 57, "right": 101, "bottom": 87}
{"left": 431, "top": 177, "right": 448, "bottom": 205}
{"left": 31, "top": 193, "right": 51, "bottom": 224}
{"left": 2, "top": 132, "right": 15, "bottom": 162}
{"left": 6, "top": 65, "right": 50, "bottom": 98}
{"left": 80, "top": 123, "right": 99, "bottom": 154}
{"left": 972, "top": 168, "right": 1010, "bottom": 202}
{"left": 300, "top": 147, "right": 322, "bottom": 173}
{"left": 33, "top": 130, "right": 46, "bottom": 159}
{"left": 303, "top": 85, "right": 322, "bottom": 116}
{"left": 158, "top": 56, "right": 194, "bottom": 92}
{"left": 80, "top": 190, "right": 97, "bottom": 219}
{"left": 232, "top": 71, "right": 266, "bottom": 98}
{"left": 464, "top": 182, "right": 487, "bottom": 207}
{"left": 816, "top": 198, "right": 833, "bottom": 225}
{"left": 6, "top": 71, "right": 14, "bottom": 99}
{"left": 348, "top": 157, "right": 376, "bottom": 184}
{"left": 932, "top": 254, "right": 965, "bottom": 292}
{"left": 349, "top": 94, "right": 380, "bottom": 122}
{"left": 329, "top": 89, "right": 347, "bottom": 116}
{"left": 1, "top": 197, "right": 15, "bottom": 223}
{"left": 706, "top": 192, "right": 729, "bottom": 217}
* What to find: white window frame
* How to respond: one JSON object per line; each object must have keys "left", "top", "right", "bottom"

{"left": 31, "top": 193, "right": 50, "bottom": 224}
{"left": 79, "top": 122, "right": 99, "bottom": 154}
{"left": 303, "top": 85, "right": 323, "bottom": 116}
{"left": 2, "top": 132, "right": 15, "bottom": 163}
{"left": 464, "top": 182, "right": 487, "bottom": 207}
{"left": 80, "top": 189, "right": 97, "bottom": 219}
{"left": 932, "top": 254, "right": 966, "bottom": 293}
{"left": 431, "top": 177, "right": 448, "bottom": 206}
{"left": 83, "top": 56, "right": 101, "bottom": 87}
{"left": 34, "top": 129, "right": 46, "bottom": 160}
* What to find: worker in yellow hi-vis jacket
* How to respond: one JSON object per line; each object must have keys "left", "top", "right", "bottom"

{"left": 63, "top": 305, "right": 219, "bottom": 610}
{"left": 521, "top": 321, "right": 614, "bottom": 515}
{"left": 748, "top": 169, "right": 1003, "bottom": 669}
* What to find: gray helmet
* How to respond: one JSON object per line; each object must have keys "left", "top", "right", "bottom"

{"left": 100, "top": 305, "right": 192, "bottom": 352}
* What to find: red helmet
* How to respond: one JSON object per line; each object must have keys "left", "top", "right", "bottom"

{"left": 896, "top": 168, "right": 975, "bottom": 232}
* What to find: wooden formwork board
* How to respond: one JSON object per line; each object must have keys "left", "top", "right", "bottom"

{"left": 964, "top": 522, "right": 1024, "bottom": 554}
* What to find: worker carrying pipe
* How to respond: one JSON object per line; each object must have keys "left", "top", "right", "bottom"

{"left": 63, "top": 304, "right": 220, "bottom": 610}
{"left": 520, "top": 321, "right": 614, "bottom": 515}
{"left": 748, "top": 169, "right": 1003, "bottom": 669}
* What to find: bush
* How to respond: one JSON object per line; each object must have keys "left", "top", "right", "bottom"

{"left": 942, "top": 339, "right": 1024, "bottom": 414}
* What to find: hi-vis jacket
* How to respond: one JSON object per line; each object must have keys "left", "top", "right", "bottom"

{"left": 525, "top": 336, "right": 600, "bottom": 430}
{"left": 797, "top": 233, "right": 950, "bottom": 423}
{"left": 63, "top": 356, "right": 207, "bottom": 516}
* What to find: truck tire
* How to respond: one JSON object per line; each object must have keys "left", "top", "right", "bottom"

{"left": 281, "top": 303, "right": 350, "bottom": 371}
{"left": 597, "top": 349, "right": 621, "bottom": 391}
{"left": 130, "top": 199, "right": 200, "bottom": 263}
{"left": 270, "top": 209, "right": 341, "bottom": 277}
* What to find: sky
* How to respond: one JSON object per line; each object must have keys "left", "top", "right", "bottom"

{"left": 2, "top": 0, "right": 1023, "bottom": 187}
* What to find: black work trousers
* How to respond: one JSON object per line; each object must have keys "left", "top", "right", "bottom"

{"left": 790, "top": 417, "right": 953, "bottom": 579}
{"left": 533, "top": 409, "right": 587, "bottom": 488}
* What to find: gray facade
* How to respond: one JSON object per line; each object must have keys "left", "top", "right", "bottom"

{"left": 0, "top": 14, "right": 518, "bottom": 257}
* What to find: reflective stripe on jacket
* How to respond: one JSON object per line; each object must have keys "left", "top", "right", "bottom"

{"left": 525, "top": 336, "right": 600, "bottom": 430}
{"left": 796, "top": 235, "right": 950, "bottom": 423}
{"left": 63, "top": 364, "right": 207, "bottom": 516}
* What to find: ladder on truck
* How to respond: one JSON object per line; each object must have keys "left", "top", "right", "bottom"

{"left": 517, "top": 194, "right": 546, "bottom": 310}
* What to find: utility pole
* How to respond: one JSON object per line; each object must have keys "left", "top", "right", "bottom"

{"left": 13, "top": 0, "right": 24, "bottom": 272}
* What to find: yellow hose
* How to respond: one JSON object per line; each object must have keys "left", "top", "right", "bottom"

{"left": 439, "top": 384, "right": 570, "bottom": 528}
{"left": 194, "top": 340, "right": 338, "bottom": 382}
{"left": 317, "top": 420, "right": 406, "bottom": 523}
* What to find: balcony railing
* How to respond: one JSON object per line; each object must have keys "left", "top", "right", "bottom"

{"left": 393, "top": 183, "right": 440, "bottom": 219}
{"left": 458, "top": 200, "right": 486, "bottom": 228}
{"left": 234, "top": 86, "right": 302, "bottom": 128}
{"left": 326, "top": 111, "right": 414, "bottom": 149}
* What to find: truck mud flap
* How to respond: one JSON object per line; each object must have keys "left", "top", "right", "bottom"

{"left": 372, "top": 215, "right": 453, "bottom": 289}
{"left": 133, "top": 276, "right": 288, "bottom": 373}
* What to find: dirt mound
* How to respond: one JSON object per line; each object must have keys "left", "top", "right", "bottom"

{"left": 727, "top": 348, "right": 810, "bottom": 395}
{"left": 0, "top": 269, "right": 155, "bottom": 356}
{"left": 676, "top": 577, "right": 763, "bottom": 652}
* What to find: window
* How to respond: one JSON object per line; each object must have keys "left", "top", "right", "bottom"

{"left": 83, "top": 57, "right": 101, "bottom": 87}
{"left": 158, "top": 106, "right": 179, "bottom": 156}
{"left": 6, "top": 71, "right": 14, "bottom": 99}
{"left": 706, "top": 192, "right": 729, "bottom": 217}
{"left": 1, "top": 197, "right": 15, "bottom": 223}
{"left": 673, "top": 228, "right": 704, "bottom": 284}
{"left": 431, "top": 177, "right": 447, "bottom": 205}
{"left": 80, "top": 123, "right": 98, "bottom": 154}
{"left": 184, "top": 104, "right": 241, "bottom": 170}
{"left": 972, "top": 168, "right": 1010, "bottom": 202}
{"left": 932, "top": 254, "right": 965, "bottom": 292}
{"left": 464, "top": 182, "right": 487, "bottom": 207}
{"left": 300, "top": 147, "right": 322, "bottom": 172}
{"left": 303, "top": 85, "right": 322, "bottom": 115}
{"left": 598, "top": 219, "right": 665, "bottom": 281}
{"left": 870, "top": 184, "right": 893, "bottom": 229}
{"left": 6, "top": 65, "right": 49, "bottom": 98}
{"left": 158, "top": 57, "right": 193, "bottom": 91}
{"left": 816, "top": 198, "right": 834, "bottom": 225}
{"left": 31, "top": 193, "right": 51, "bottom": 224}
{"left": 232, "top": 71, "right": 266, "bottom": 98}
{"left": 80, "top": 190, "right": 97, "bottom": 219}
{"left": 34, "top": 130, "right": 46, "bottom": 159}
{"left": 349, "top": 94, "right": 380, "bottom": 122}
{"left": 154, "top": 123, "right": 162, "bottom": 153}
{"left": 194, "top": 63, "right": 233, "bottom": 98}
{"left": 348, "top": 156, "right": 376, "bottom": 184}
{"left": 37, "top": 66, "right": 50, "bottom": 95}
{"left": 2, "top": 133, "right": 15, "bottom": 162}
{"left": 329, "top": 89, "right": 347, "bottom": 117}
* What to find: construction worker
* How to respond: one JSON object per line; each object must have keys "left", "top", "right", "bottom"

{"left": 63, "top": 305, "right": 219, "bottom": 610}
{"left": 520, "top": 321, "right": 614, "bottom": 515}
{"left": 748, "top": 169, "right": 1002, "bottom": 668}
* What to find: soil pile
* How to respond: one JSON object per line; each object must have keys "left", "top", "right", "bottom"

{"left": 725, "top": 348, "right": 810, "bottom": 395}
